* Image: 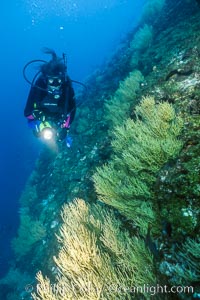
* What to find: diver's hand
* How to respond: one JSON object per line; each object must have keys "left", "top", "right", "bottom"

{"left": 32, "top": 110, "right": 45, "bottom": 121}
{"left": 66, "top": 135, "right": 73, "bottom": 148}
{"left": 61, "top": 120, "right": 70, "bottom": 128}
{"left": 26, "top": 114, "right": 34, "bottom": 120}
{"left": 60, "top": 114, "right": 71, "bottom": 128}
{"left": 27, "top": 119, "right": 41, "bottom": 131}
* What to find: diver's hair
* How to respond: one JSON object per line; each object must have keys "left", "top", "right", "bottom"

{"left": 42, "top": 47, "right": 57, "bottom": 60}
{"left": 40, "top": 47, "right": 66, "bottom": 76}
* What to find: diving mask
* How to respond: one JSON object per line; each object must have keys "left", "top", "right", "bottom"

{"left": 47, "top": 76, "right": 63, "bottom": 87}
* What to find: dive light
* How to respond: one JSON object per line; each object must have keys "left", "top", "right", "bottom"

{"left": 39, "top": 122, "right": 54, "bottom": 140}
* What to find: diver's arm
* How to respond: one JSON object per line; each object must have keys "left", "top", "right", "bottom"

{"left": 68, "top": 87, "right": 76, "bottom": 125}
{"left": 62, "top": 80, "right": 76, "bottom": 125}
{"left": 24, "top": 86, "right": 38, "bottom": 117}
{"left": 24, "top": 77, "right": 46, "bottom": 117}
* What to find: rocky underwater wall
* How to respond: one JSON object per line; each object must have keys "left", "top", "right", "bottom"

{"left": 1, "top": 0, "right": 200, "bottom": 299}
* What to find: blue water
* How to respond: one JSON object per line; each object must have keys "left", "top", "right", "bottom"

{"left": 0, "top": 0, "right": 145, "bottom": 277}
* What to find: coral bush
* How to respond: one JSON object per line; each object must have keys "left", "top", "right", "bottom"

{"left": 140, "top": 0, "right": 166, "bottom": 25}
{"left": 19, "top": 184, "right": 38, "bottom": 207}
{"left": 105, "top": 69, "right": 144, "bottom": 129}
{"left": 93, "top": 96, "right": 183, "bottom": 235}
{"left": 0, "top": 267, "right": 32, "bottom": 299}
{"left": 130, "top": 24, "right": 153, "bottom": 53}
{"left": 12, "top": 212, "right": 46, "bottom": 257}
{"left": 129, "top": 24, "right": 153, "bottom": 69}
{"left": 173, "top": 237, "right": 200, "bottom": 285}
{"left": 159, "top": 237, "right": 200, "bottom": 288}
{"left": 32, "top": 198, "right": 156, "bottom": 300}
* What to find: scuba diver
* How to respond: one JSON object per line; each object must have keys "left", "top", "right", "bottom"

{"left": 24, "top": 48, "right": 76, "bottom": 146}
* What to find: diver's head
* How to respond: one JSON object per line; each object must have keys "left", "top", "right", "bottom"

{"left": 40, "top": 48, "right": 66, "bottom": 82}
{"left": 40, "top": 48, "right": 66, "bottom": 96}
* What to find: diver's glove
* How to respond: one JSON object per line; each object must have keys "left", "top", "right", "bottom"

{"left": 26, "top": 115, "right": 34, "bottom": 120}
{"left": 27, "top": 119, "right": 41, "bottom": 131}
{"left": 60, "top": 114, "right": 71, "bottom": 129}
{"left": 66, "top": 135, "right": 73, "bottom": 148}
{"left": 32, "top": 110, "right": 45, "bottom": 121}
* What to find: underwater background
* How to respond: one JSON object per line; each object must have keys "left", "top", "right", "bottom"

{"left": 0, "top": 0, "right": 144, "bottom": 278}
{"left": 0, "top": 0, "right": 200, "bottom": 299}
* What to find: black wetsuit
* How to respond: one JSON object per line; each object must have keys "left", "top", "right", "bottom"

{"left": 24, "top": 75, "right": 76, "bottom": 125}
